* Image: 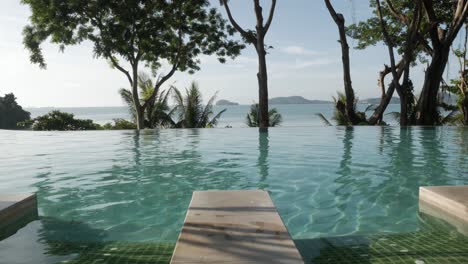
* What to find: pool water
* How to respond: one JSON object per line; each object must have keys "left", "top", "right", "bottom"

{"left": 0, "top": 127, "right": 467, "bottom": 263}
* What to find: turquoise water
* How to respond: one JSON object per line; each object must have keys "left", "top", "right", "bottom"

{"left": 0, "top": 127, "right": 467, "bottom": 263}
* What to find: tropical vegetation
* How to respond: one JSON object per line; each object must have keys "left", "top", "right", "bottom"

{"left": 220, "top": 0, "right": 277, "bottom": 129}
{"left": 22, "top": 0, "right": 244, "bottom": 130}
{"left": 21, "top": 110, "right": 101, "bottom": 131}
{"left": 326, "top": 0, "right": 468, "bottom": 126}
{"left": 7, "top": 0, "right": 468, "bottom": 129}
{"left": 246, "top": 104, "right": 282, "bottom": 127}
{"left": 0, "top": 93, "right": 30, "bottom": 129}
{"left": 172, "top": 82, "right": 226, "bottom": 128}
{"left": 119, "top": 73, "right": 175, "bottom": 129}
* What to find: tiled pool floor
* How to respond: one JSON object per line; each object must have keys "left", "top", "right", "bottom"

{"left": 44, "top": 241, "right": 175, "bottom": 264}
{"left": 299, "top": 213, "right": 468, "bottom": 263}
{"left": 1, "top": 213, "right": 467, "bottom": 264}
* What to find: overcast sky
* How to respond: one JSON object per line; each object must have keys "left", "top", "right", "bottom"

{"left": 0, "top": 0, "right": 460, "bottom": 107}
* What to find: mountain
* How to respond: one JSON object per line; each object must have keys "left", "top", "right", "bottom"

{"left": 268, "top": 96, "right": 332, "bottom": 105}
{"left": 360, "top": 97, "right": 400, "bottom": 104}
{"left": 216, "top": 99, "right": 239, "bottom": 106}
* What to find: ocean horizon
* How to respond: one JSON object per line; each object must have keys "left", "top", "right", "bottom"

{"left": 26, "top": 104, "right": 401, "bottom": 127}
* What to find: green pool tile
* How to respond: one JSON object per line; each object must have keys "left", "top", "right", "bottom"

{"left": 46, "top": 241, "right": 175, "bottom": 264}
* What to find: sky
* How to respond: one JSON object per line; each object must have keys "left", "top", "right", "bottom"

{"left": 0, "top": 0, "right": 460, "bottom": 107}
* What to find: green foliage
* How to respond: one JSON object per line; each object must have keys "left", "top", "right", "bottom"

{"left": 245, "top": 104, "right": 283, "bottom": 127}
{"left": 119, "top": 73, "right": 175, "bottom": 128}
{"left": 172, "top": 82, "right": 225, "bottom": 128}
{"left": 317, "top": 92, "right": 368, "bottom": 126}
{"left": 27, "top": 110, "right": 101, "bottom": 131}
{"left": 21, "top": 0, "right": 244, "bottom": 71}
{"left": 0, "top": 93, "right": 31, "bottom": 129}
{"left": 102, "top": 119, "right": 137, "bottom": 130}
{"left": 347, "top": 0, "right": 455, "bottom": 63}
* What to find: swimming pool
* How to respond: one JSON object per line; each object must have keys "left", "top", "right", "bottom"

{"left": 0, "top": 127, "right": 467, "bottom": 263}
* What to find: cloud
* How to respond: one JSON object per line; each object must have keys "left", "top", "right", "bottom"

{"left": 281, "top": 46, "right": 321, "bottom": 56}
{"left": 293, "top": 58, "right": 335, "bottom": 69}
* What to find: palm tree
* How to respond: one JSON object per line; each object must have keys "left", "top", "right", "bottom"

{"left": 119, "top": 73, "right": 175, "bottom": 128}
{"left": 172, "top": 82, "right": 226, "bottom": 128}
{"left": 246, "top": 104, "right": 282, "bottom": 127}
{"left": 316, "top": 92, "right": 367, "bottom": 126}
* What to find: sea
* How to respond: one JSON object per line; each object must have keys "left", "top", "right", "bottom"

{"left": 26, "top": 104, "right": 401, "bottom": 127}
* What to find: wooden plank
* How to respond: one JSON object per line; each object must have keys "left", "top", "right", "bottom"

{"left": 0, "top": 193, "right": 38, "bottom": 240}
{"left": 170, "top": 190, "right": 303, "bottom": 264}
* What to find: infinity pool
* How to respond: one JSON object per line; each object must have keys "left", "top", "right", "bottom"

{"left": 1, "top": 127, "right": 467, "bottom": 263}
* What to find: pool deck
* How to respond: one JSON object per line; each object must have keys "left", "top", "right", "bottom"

{"left": 170, "top": 190, "right": 304, "bottom": 264}
{"left": 419, "top": 186, "right": 468, "bottom": 234}
{"left": 0, "top": 193, "right": 38, "bottom": 240}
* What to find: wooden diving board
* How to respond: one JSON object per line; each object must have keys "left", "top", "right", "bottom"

{"left": 170, "top": 190, "right": 304, "bottom": 264}
{"left": 419, "top": 186, "right": 468, "bottom": 235}
{"left": 0, "top": 193, "right": 38, "bottom": 240}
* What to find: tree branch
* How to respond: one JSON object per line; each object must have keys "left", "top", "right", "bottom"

{"left": 109, "top": 56, "right": 133, "bottom": 86}
{"left": 447, "top": 1, "right": 468, "bottom": 43}
{"left": 385, "top": 0, "right": 409, "bottom": 25}
{"left": 422, "top": 0, "right": 442, "bottom": 49}
{"left": 263, "top": 0, "right": 277, "bottom": 34}
{"left": 221, "top": 0, "right": 252, "bottom": 40}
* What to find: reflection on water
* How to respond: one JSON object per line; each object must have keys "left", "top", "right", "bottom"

{"left": 257, "top": 131, "right": 270, "bottom": 188}
{"left": 0, "top": 127, "right": 467, "bottom": 263}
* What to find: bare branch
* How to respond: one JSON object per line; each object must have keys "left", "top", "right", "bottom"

{"left": 263, "top": 0, "right": 277, "bottom": 34}
{"left": 447, "top": 1, "right": 468, "bottom": 43}
{"left": 221, "top": 0, "right": 251, "bottom": 39}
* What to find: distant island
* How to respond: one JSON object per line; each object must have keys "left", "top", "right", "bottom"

{"left": 269, "top": 96, "right": 332, "bottom": 105}
{"left": 216, "top": 99, "right": 239, "bottom": 106}
{"left": 360, "top": 97, "right": 400, "bottom": 104}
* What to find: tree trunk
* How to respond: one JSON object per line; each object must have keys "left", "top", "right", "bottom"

{"left": 254, "top": 0, "right": 269, "bottom": 130}
{"left": 131, "top": 64, "right": 144, "bottom": 130}
{"left": 368, "top": 60, "right": 405, "bottom": 125}
{"left": 337, "top": 16, "right": 358, "bottom": 124}
{"left": 324, "top": 0, "right": 359, "bottom": 125}
{"left": 462, "top": 97, "right": 468, "bottom": 125}
{"left": 257, "top": 39, "right": 269, "bottom": 130}
{"left": 416, "top": 46, "right": 451, "bottom": 125}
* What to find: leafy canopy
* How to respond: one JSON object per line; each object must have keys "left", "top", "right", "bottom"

{"left": 347, "top": 0, "right": 456, "bottom": 63}
{"left": 22, "top": 0, "right": 245, "bottom": 73}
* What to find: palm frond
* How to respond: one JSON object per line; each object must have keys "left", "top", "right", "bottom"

{"left": 315, "top": 113, "right": 332, "bottom": 126}
{"left": 386, "top": 112, "right": 401, "bottom": 125}
{"left": 119, "top": 88, "right": 136, "bottom": 121}
{"left": 207, "top": 108, "right": 227, "bottom": 128}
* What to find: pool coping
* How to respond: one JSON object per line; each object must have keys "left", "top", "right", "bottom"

{"left": 0, "top": 193, "right": 38, "bottom": 240}
{"left": 170, "top": 190, "right": 304, "bottom": 264}
{"left": 419, "top": 186, "right": 468, "bottom": 233}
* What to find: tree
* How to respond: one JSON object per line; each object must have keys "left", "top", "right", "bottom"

{"left": 0, "top": 93, "right": 31, "bottom": 129}
{"left": 348, "top": 0, "right": 468, "bottom": 125}
{"left": 24, "top": 110, "right": 101, "bottom": 131}
{"left": 415, "top": 0, "right": 468, "bottom": 125}
{"left": 220, "top": 0, "right": 277, "bottom": 129}
{"left": 172, "top": 82, "right": 226, "bottom": 128}
{"left": 443, "top": 24, "right": 468, "bottom": 125}
{"left": 22, "top": 0, "right": 244, "bottom": 130}
{"left": 119, "top": 73, "right": 175, "bottom": 128}
{"left": 246, "top": 103, "right": 282, "bottom": 127}
{"left": 324, "top": 0, "right": 362, "bottom": 125}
